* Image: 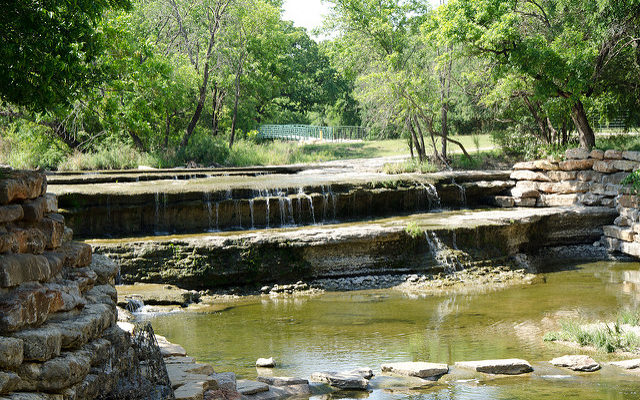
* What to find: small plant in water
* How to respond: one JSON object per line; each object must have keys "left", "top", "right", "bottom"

{"left": 405, "top": 222, "right": 424, "bottom": 239}
{"left": 544, "top": 317, "right": 640, "bottom": 353}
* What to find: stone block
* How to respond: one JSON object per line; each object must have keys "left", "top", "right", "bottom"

{"left": 614, "top": 216, "right": 630, "bottom": 227}
{"left": 605, "top": 149, "right": 624, "bottom": 160}
{"left": 601, "top": 197, "right": 616, "bottom": 208}
{"left": 44, "top": 194, "right": 58, "bottom": 214}
{"left": 590, "top": 149, "right": 605, "bottom": 160}
{"left": 381, "top": 362, "right": 448, "bottom": 379}
{"left": 256, "top": 376, "right": 305, "bottom": 387}
{"left": 16, "top": 349, "right": 92, "bottom": 392}
{"left": 492, "top": 196, "right": 515, "bottom": 208}
{"left": 42, "top": 252, "right": 65, "bottom": 278}
{"left": 0, "top": 228, "right": 46, "bottom": 255}
{"left": 0, "top": 337, "right": 24, "bottom": 369}
{"left": 576, "top": 171, "right": 603, "bottom": 182}
{"left": 578, "top": 193, "right": 603, "bottom": 206}
{"left": 612, "top": 160, "right": 638, "bottom": 172}
{"left": 510, "top": 170, "right": 551, "bottom": 182}
{"left": 64, "top": 268, "right": 97, "bottom": 293}
{"left": 546, "top": 171, "right": 577, "bottom": 182}
{"left": 0, "top": 171, "right": 46, "bottom": 205}
{"left": 18, "top": 216, "right": 64, "bottom": 250}
{"left": 565, "top": 148, "right": 590, "bottom": 160}
{"left": 60, "top": 242, "right": 92, "bottom": 269}
{"left": 156, "top": 335, "right": 187, "bottom": 357}
{"left": 559, "top": 159, "right": 594, "bottom": 171}
{"left": 512, "top": 161, "right": 536, "bottom": 170}
{"left": 533, "top": 160, "right": 559, "bottom": 171}
{"left": 593, "top": 160, "right": 618, "bottom": 173}
{"left": 88, "top": 254, "right": 119, "bottom": 285}
{"left": 537, "top": 194, "right": 579, "bottom": 207}
{"left": 62, "top": 227, "right": 73, "bottom": 244}
{"left": 45, "top": 281, "right": 85, "bottom": 311}
{"left": 85, "top": 284, "right": 117, "bottom": 307}
{"left": 511, "top": 187, "right": 540, "bottom": 199}
{"left": 619, "top": 241, "right": 640, "bottom": 258}
{"left": 0, "top": 205, "right": 23, "bottom": 224}
{"left": 46, "top": 304, "right": 116, "bottom": 349}
{"left": 0, "top": 371, "right": 21, "bottom": 394}
{"left": 309, "top": 372, "right": 368, "bottom": 390}
{"left": 0, "top": 284, "right": 64, "bottom": 333}
{"left": 620, "top": 208, "right": 639, "bottom": 223}
{"left": 174, "top": 380, "right": 206, "bottom": 400}
{"left": 590, "top": 183, "right": 619, "bottom": 197}
{"left": 0, "top": 254, "right": 51, "bottom": 288}
{"left": 13, "top": 326, "right": 62, "bottom": 362}
{"left": 603, "top": 225, "right": 635, "bottom": 242}
{"left": 21, "top": 197, "right": 47, "bottom": 222}
{"left": 210, "top": 372, "right": 237, "bottom": 391}
{"left": 602, "top": 172, "right": 630, "bottom": 185}
{"left": 514, "top": 197, "right": 537, "bottom": 207}
{"left": 618, "top": 195, "right": 640, "bottom": 209}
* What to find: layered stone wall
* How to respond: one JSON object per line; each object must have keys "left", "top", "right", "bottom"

{"left": 0, "top": 170, "right": 138, "bottom": 399}
{"left": 506, "top": 148, "right": 636, "bottom": 208}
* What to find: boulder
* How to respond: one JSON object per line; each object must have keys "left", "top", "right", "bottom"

{"left": 256, "top": 357, "right": 275, "bottom": 368}
{"left": 310, "top": 371, "right": 369, "bottom": 390}
{"left": 559, "top": 159, "right": 595, "bottom": 171}
{"left": 603, "top": 225, "right": 635, "bottom": 242}
{"left": 88, "top": 254, "right": 119, "bottom": 285}
{"left": 609, "top": 359, "right": 640, "bottom": 370}
{"left": 455, "top": 359, "right": 533, "bottom": 375}
{"left": 550, "top": 355, "right": 600, "bottom": 372}
{"left": 565, "top": 148, "right": 590, "bottom": 160}
{"left": 0, "top": 337, "right": 23, "bottom": 369}
{"left": 381, "top": 362, "right": 448, "bottom": 379}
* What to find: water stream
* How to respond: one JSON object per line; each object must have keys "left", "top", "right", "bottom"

{"left": 148, "top": 260, "right": 640, "bottom": 399}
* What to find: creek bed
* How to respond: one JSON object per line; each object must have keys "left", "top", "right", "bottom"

{"left": 145, "top": 260, "right": 640, "bottom": 399}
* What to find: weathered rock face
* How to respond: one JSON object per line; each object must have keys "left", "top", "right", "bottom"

{"left": 0, "top": 169, "right": 140, "bottom": 399}
{"left": 92, "top": 207, "right": 616, "bottom": 289}
{"left": 51, "top": 171, "right": 513, "bottom": 238}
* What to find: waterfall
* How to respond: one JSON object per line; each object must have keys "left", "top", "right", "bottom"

{"left": 266, "top": 196, "right": 270, "bottom": 228}
{"left": 234, "top": 200, "right": 242, "bottom": 228}
{"left": 425, "top": 232, "right": 463, "bottom": 274}
{"left": 279, "top": 196, "right": 286, "bottom": 226}
{"left": 204, "top": 192, "right": 213, "bottom": 231}
{"left": 330, "top": 188, "right": 337, "bottom": 220}
{"left": 451, "top": 179, "right": 467, "bottom": 207}
{"left": 321, "top": 185, "right": 329, "bottom": 222}
{"left": 299, "top": 188, "right": 316, "bottom": 224}
{"left": 249, "top": 199, "right": 255, "bottom": 229}
{"left": 215, "top": 203, "right": 220, "bottom": 230}
{"left": 420, "top": 183, "right": 441, "bottom": 210}
{"left": 286, "top": 197, "right": 295, "bottom": 225}
{"left": 126, "top": 298, "right": 145, "bottom": 313}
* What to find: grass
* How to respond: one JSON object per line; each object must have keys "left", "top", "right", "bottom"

{"left": 544, "top": 310, "right": 640, "bottom": 353}
{"left": 595, "top": 132, "right": 640, "bottom": 152}
{"left": 382, "top": 148, "right": 521, "bottom": 174}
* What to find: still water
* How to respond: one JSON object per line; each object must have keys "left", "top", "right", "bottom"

{"left": 149, "top": 261, "right": 640, "bottom": 399}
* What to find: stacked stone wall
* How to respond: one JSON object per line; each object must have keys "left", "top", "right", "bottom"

{"left": 0, "top": 169, "right": 136, "bottom": 400}
{"left": 505, "top": 148, "right": 637, "bottom": 209}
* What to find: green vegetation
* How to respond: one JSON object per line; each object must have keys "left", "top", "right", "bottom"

{"left": 405, "top": 222, "right": 424, "bottom": 239}
{"left": 1, "top": 1, "right": 639, "bottom": 170}
{"left": 544, "top": 311, "right": 640, "bottom": 353}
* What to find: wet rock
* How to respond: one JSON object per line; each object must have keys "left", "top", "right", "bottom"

{"left": 0, "top": 337, "right": 23, "bottom": 369}
{"left": 260, "top": 286, "right": 271, "bottom": 294}
{"left": 0, "top": 254, "right": 51, "bottom": 288}
{"left": 12, "top": 326, "right": 62, "bottom": 362}
{"left": 609, "top": 359, "right": 640, "bottom": 370}
{"left": 236, "top": 380, "right": 269, "bottom": 395}
{"left": 156, "top": 334, "right": 187, "bottom": 357}
{"left": 381, "top": 362, "right": 448, "bottom": 379}
{"left": 550, "top": 355, "right": 600, "bottom": 372}
{"left": 256, "top": 357, "right": 276, "bottom": 368}
{"left": 256, "top": 376, "right": 307, "bottom": 387}
{"left": 455, "top": 359, "right": 533, "bottom": 375}
{"left": 310, "top": 371, "right": 369, "bottom": 390}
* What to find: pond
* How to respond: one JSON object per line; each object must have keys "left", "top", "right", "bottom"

{"left": 147, "top": 260, "right": 640, "bottom": 399}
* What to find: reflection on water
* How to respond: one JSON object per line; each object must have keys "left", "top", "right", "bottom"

{"left": 148, "top": 261, "right": 640, "bottom": 399}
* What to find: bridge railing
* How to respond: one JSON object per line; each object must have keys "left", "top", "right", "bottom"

{"left": 257, "top": 125, "right": 370, "bottom": 141}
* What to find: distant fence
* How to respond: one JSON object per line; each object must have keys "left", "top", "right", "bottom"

{"left": 257, "top": 125, "right": 370, "bottom": 141}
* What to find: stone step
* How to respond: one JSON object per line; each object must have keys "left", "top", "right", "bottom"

{"left": 46, "top": 303, "right": 116, "bottom": 349}
{"left": 0, "top": 171, "right": 46, "bottom": 205}
{"left": 0, "top": 283, "right": 64, "bottom": 333}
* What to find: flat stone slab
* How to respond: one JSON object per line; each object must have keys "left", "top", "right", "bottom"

{"left": 609, "top": 359, "right": 640, "bottom": 370}
{"left": 381, "top": 362, "right": 448, "bottom": 379}
{"left": 156, "top": 334, "right": 187, "bottom": 357}
{"left": 310, "top": 371, "right": 369, "bottom": 390}
{"left": 174, "top": 380, "right": 206, "bottom": 400}
{"left": 550, "top": 355, "right": 600, "bottom": 372}
{"left": 237, "top": 379, "right": 269, "bottom": 395}
{"left": 211, "top": 372, "right": 236, "bottom": 391}
{"left": 257, "top": 376, "right": 308, "bottom": 386}
{"left": 455, "top": 359, "right": 533, "bottom": 375}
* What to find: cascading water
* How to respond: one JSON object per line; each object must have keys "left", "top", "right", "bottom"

{"left": 286, "top": 198, "right": 295, "bottom": 225}
{"left": 234, "top": 200, "right": 242, "bottom": 228}
{"left": 279, "top": 196, "right": 286, "bottom": 226}
{"left": 425, "top": 231, "right": 463, "bottom": 274}
{"left": 451, "top": 179, "right": 467, "bottom": 207}
{"left": 126, "top": 298, "right": 145, "bottom": 313}
{"left": 299, "top": 188, "right": 316, "bottom": 224}
{"left": 204, "top": 192, "right": 213, "bottom": 231}
{"left": 420, "top": 183, "right": 441, "bottom": 210}
{"left": 249, "top": 199, "right": 255, "bottom": 229}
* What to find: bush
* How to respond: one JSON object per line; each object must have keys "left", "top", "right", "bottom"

{"left": 0, "top": 122, "right": 67, "bottom": 169}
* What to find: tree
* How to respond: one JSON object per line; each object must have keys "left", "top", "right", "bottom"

{"left": 0, "top": 0, "right": 132, "bottom": 110}
{"left": 431, "top": 0, "right": 640, "bottom": 149}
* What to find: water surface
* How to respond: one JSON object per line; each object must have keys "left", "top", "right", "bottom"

{"left": 149, "top": 261, "right": 640, "bottom": 399}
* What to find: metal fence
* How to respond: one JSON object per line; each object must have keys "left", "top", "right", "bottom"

{"left": 257, "top": 125, "right": 370, "bottom": 141}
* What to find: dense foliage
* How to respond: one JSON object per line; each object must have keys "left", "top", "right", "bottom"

{"left": 1, "top": 0, "right": 639, "bottom": 169}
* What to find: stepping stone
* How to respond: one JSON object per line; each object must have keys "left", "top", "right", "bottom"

{"left": 256, "top": 357, "right": 276, "bottom": 368}
{"left": 550, "top": 355, "right": 600, "bottom": 372}
{"left": 349, "top": 367, "right": 374, "bottom": 379}
{"left": 609, "top": 359, "right": 640, "bottom": 370}
{"left": 310, "top": 371, "right": 369, "bottom": 390}
{"left": 174, "top": 380, "right": 206, "bottom": 400}
{"left": 455, "top": 359, "right": 533, "bottom": 375}
{"left": 237, "top": 379, "right": 269, "bottom": 395}
{"left": 257, "top": 376, "right": 308, "bottom": 386}
{"left": 211, "top": 372, "right": 237, "bottom": 391}
{"left": 381, "top": 362, "right": 448, "bottom": 379}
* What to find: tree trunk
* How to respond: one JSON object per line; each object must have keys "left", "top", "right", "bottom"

{"left": 408, "top": 135, "right": 414, "bottom": 159}
{"left": 406, "top": 118, "right": 423, "bottom": 162}
{"left": 229, "top": 67, "right": 242, "bottom": 149}
{"left": 128, "top": 130, "right": 147, "bottom": 152}
{"left": 570, "top": 100, "right": 596, "bottom": 149}
{"left": 438, "top": 46, "right": 453, "bottom": 160}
